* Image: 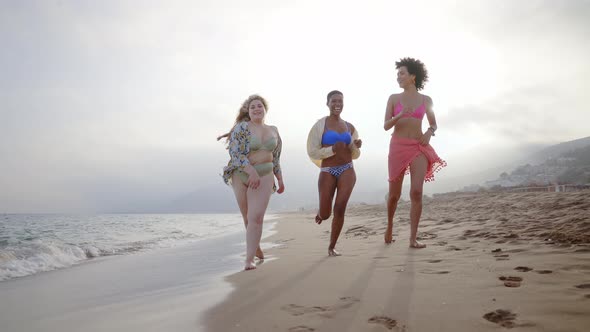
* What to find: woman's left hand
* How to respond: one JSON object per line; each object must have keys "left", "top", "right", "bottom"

{"left": 354, "top": 139, "right": 362, "bottom": 148}
{"left": 277, "top": 179, "right": 285, "bottom": 194}
{"left": 419, "top": 132, "right": 432, "bottom": 146}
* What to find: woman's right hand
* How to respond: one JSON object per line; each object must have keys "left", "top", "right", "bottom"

{"left": 332, "top": 141, "right": 348, "bottom": 155}
{"left": 248, "top": 174, "right": 260, "bottom": 189}
{"left": 244, "top": 165, "right": 260, "bottom": 189}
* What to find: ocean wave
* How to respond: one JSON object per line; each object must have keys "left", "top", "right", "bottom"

{"left": 0, "top": 233, "right": 202, "bottom": 281}
{"left": 0, "top": 214, "right": 245, "bottom": 281}
{"left": 0, "top": 241, "right": 90, "bottom": 281}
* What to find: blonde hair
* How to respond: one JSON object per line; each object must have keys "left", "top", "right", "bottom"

{"left": 216, "top": 94, "right": 269, "bottom": 142}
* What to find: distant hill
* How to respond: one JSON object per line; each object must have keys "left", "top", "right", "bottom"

{"left": 481, "top": 137, "right": 590, "bottom": 188}
{"left": 528, "top": 136, "right": 590, "bottom": 165}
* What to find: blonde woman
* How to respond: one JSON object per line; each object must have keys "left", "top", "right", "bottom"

{"left": 218, "top": 95, "right": 284, "bottom": 270}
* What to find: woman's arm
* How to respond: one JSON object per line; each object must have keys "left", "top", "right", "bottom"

{"left": 307, "top": 119, "right": 335, "bottom": 160}
{"left": 228, "top": 122, "right": 259, "bottom": 187}
{"left": 349, "top": 123, "right": 361, "bottom": 160}
{"left": 425, "top": 96, "right": 437, "bottom": 133}
{"left": 383, "top": 94, "right": 406, "bottom": 131}
{"left": 216, "top": 132, "right": 230, "bottom": 141}
{"left": 228, "top": 122, "right": 250, "bottom": 169}
{"left": 419, "top": 96, "right": 437, "bottom": 145}
{"left": 271, "top": 126, "right": 285, "bottom": 193}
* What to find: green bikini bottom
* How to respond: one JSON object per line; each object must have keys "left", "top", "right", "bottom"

{"left": 236, "top": 162, "right": 274, "bottom": 184}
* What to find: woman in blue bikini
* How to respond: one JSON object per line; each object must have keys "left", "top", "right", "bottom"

{"left": 307, "top": 90, "right": 362, "bottom": 256}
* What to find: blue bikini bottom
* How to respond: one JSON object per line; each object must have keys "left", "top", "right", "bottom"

{"left": 320, "top": 162, "right": 353, "bottom": 178}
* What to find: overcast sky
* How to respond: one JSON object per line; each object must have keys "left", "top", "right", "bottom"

{"left": 1, "top": 0, "right": 588, "bottom": 213}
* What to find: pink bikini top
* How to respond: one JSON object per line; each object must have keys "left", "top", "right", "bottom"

{"left": 393, "top": 97, "right": 426, "bottom": 120}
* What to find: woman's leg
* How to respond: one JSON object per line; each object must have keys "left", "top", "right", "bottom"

{"left": 385, "top": 175, "right": 404, "bottom": 244}
{"left": 231, "top": 174, "right": 264, "bottom": 259}
{"left": 409, "top": 154, "right": 428, "bottom": 248}
{"left": 329, "top": 168, "right": 356, "bottom": 256}
{"left": 244, "top": 174, "right": 275, "bottom": 270}
{"left": 316, "top": 171, "right": 337, "bottom": 224}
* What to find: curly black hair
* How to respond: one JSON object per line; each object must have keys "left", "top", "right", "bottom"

{"left": 395, "top": 57, "right": 429, "bottom": 91}
{"left": 326, "top": 90, "right": 343, "bottom": 103}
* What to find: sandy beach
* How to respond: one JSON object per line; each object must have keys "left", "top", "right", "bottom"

{"left": 205, "top": 191, "right": 590, "bottom": 332}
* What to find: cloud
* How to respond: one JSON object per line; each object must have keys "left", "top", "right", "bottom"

{"left": 1, "top": 1, "right": 588, "bottom": 212}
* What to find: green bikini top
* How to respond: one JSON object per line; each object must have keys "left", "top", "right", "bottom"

{"left": 250, "top": 135, "right": 278, "bottom": 152}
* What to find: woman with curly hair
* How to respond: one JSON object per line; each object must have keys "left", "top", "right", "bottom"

{"left": 383, "top": 58, "right": 446, "bottom": 248}
{"left": 218, "top": 95, "right": 285, "bottom": 270}
{"left": 307, "top": 90, "right": 362, "bottom": 256}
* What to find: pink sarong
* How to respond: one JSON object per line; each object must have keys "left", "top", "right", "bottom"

{"left": 388, "top": 136, "right": 446, "bottom": 182}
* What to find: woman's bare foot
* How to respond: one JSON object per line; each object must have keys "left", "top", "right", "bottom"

{"left": 244, "top": 261, "right": 257, "bottom": 270}
{"left": 315, "top": 215, "right": 323, "bottom": 225}
{"left": 256, "top": 246, "right": 264, "bottom": 260}
{"left": 409, "top": 240, "right": 426, "bottom": 249}
{"left": 328, "top": 248, "right": 341, "bottom": 256}
{"left": 384, "top": 225, "right": 394, "bottom": 244}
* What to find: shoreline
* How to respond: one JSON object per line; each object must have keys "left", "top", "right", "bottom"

{"left": 0, "top": 219, "right": 279, "bottom": 332}
{"left": 204, "top": 191, "right": 590, "bottom": 332}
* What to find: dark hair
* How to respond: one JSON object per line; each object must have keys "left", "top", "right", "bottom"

{"left": 326, "top": 90, "right": 343, "bottom": 103}
{"left": 395, "top": 57, "right": 429, "bottom": 90}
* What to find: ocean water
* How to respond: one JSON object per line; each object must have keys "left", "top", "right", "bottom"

{"left": 0, "top": 213, "right": 260, "bottom": 281}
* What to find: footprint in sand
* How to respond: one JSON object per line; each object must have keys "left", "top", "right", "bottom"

{"left": 417, "top": 232, "right": 438, "bottom": 240}
{"left": 281, "top": 304, "right": 327, "bottom": 316}
{"left": 421, "top": 270, "right": 450, "bottom": 275}
{"left": 463, "top": 229, "right": 477, "bottom": 236}
{"left": 575, "top": 283, "right": 590, "bottom": 289}
{"left": 368, "top": 316, "right": 397, "bottom": 330}
{"left": 345, "top": 225, "right": 376, "bottom": 238}
{"left": 338, "top": 297, "right": 361, "bottom": 309}
{"left": 446, "top": 245, "right": 464, "bottom": 251}
{"left": 483, "top": 309, "right": 517, "bottom": 328}
{"left": 515, "top": 266, "right": 533, "bottom": 272}
{"left": 281, "top": 297, "right": 359, "bottom": 317}
{"left": 491, "top": 248, "right": 502, "bottom": 253}
{"left": 506, "top": 248, "right": 527, "bottom": 253}
{"left": 317, "top": 297, "right": 360, "bottom": 318}
{"left": 499, "top": 276, "right": 523, "bottom": 287}
{"left": 494, "top": 253, "right": 510, "bottom": 261}
{"left": 427, "top": 259, "right": 442, "bottom": 263}
{"left": 288, "top": 326, "right": 315, "bottom": 332}
{"left": 499, "top": 276, "right": 523, "bottom": 282}
{"left": 438, "top": 218, "right": 455, "bottom": 224}
{"left": 535, "top": 270, "right": 553, "bottom": 274}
